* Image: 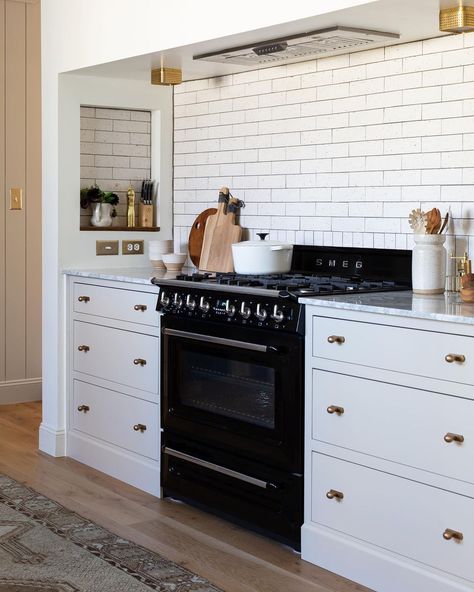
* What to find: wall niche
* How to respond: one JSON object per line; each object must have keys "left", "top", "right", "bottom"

{"left": 80, "top": 106, "right": 157, "bottom": 230}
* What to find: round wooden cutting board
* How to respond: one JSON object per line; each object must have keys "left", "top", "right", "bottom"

{"left": 188, "top": 208, "right": 217, "bottom": 268}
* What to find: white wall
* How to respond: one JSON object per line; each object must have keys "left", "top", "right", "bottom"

{"left": 173, "top": 34, "right": 474, "bottom": 263}
{"left": 59, "top": 74, "right": 172, "bottom": 269}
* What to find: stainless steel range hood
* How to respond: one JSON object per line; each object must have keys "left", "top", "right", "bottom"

{"left": 194, "top": 26, "right": 399, "bottom": 67}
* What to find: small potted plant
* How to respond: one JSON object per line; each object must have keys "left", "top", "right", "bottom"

{"left": 80, "top": 185, "right": 119, "bottom": 227}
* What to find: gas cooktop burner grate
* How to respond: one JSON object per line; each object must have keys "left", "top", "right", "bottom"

{"left": 174, "top": 271, "right": 408, "bottom": 296}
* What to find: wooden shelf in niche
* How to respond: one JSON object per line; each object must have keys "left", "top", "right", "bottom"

{"left": 80, "top": 226, "right": 161, "bottom": 232}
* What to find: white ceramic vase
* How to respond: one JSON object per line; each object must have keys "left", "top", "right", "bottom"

{"left": 91, "top": 202, "right": 113, "bottom": 227}
{"left": 412, "top": 234, "right": 446, "bottom": 295}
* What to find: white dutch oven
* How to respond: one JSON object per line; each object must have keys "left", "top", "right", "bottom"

{"left": 231, "top": 239, "right": 294, "bottom": 274}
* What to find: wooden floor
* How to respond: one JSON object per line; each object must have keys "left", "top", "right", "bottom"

{"left": 0, "top": 402, "right": 370, "bottom": 592}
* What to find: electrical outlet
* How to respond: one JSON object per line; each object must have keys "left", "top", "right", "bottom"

{"left": 122, "top": 239, "right": 144, "bottom": 255}
{"left": 96, "top": 240, "right": 119, "bottom": 256}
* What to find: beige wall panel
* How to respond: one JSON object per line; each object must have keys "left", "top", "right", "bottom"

{"left": 0, "top": 1, "right": 5, "bottom": 383}
{"left": 5, "top": 0, "right": 26, "bottom": 381}
{"left": 25, "top": 0, "right": 41, "bottom": 379}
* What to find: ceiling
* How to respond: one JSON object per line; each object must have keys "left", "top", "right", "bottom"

{"left": 72, "top": 0, "right": 465, "bottom": 82}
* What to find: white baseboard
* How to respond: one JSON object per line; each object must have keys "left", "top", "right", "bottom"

{"left": 0, "top": 378, "right": 42, "bottom": 404}
{"left": 301, "top": 523, "right": 473, "bottom": 592}
{"left": 67, "top": 430, "right": 160, "bottom": 497}
{"left": 39, "top": 423, "right": 66, "bottom": 457}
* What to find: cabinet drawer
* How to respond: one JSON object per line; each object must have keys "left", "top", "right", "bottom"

{"left": 73, "top": 321, "right": 159, "bottom": 393}
{"left": 312, "top": 453, "right": 474, "bottom": 582}
{"left": 313, "top": 370, "right": 474, "bottom": 484}
{"left": 312, "top": 315, "right": 474, "bottom": 386}
{"left": 74, "top": 282, "right": 158, "bottom": 326}
{"left": 72, "top": 380, "right": 159, "bottom": 460}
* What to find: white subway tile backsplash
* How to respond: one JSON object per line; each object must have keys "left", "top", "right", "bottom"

{"left": 174, "top": 36, "right": 474, "bottom": 251}
{"left": 423, "top": 66, "right": 463, "bottom": 86}
{"left": 316, "top": 143, "right": 349, "bottom": 158}
{"left": 366, "top": 122, "right": 402, "bottom": 139}
{"left": 385, "top": 72, "right": 422, "bottom": 91}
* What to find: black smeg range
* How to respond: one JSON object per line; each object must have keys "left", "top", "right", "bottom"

{"left": 152, "top": 245, "right": 412, "bottom": 550}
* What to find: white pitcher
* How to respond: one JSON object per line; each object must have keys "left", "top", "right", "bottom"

{"left": 90, "top": 203, "right": 113, "bottom": 227}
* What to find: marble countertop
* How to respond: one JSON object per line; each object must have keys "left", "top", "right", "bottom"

{"left": 63, "top": 267, "right": 172, "bottom": 285}
{"left": 300, "top": 291, "right": 474, "bottom": 326}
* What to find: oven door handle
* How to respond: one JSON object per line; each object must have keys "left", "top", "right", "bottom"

{"left": 162, "top": 328, "right": 280, "bottom": 354}
{"left": 164, "top": 447, "right": 280, "bottom": 490}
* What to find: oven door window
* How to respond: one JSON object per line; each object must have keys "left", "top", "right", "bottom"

{"left": 164, "top": 328, "right": 285, "bottom": 437}
{"left": 179, "top": 349, "right": 275, "bottom": 428}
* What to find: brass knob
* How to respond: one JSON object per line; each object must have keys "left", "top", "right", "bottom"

{"left": 445, "top": 353, "right": 466, "bottom": 363}
{"left": 327, "top": 405, "right": 345, "bottom": 415}
{"left": 134, "top": 304, "right": 147, "bottom": 312}
{"left": 77, "top": 345, "right": 90, "bottom": 352}
{"left": 133, "top": 423, "right": 147, "bottom": 432}
{"left": 443, "top": 528, "right": 464, "bottom": 542}
{"left": 326, "top": 489, "right": 344, "bottom": 501}
{"left": 327, "top": 335, "right": 345, "bottom": 344}
{"left": 444, "top": 432, "right": 464, "bottom": 443}
{"left": 133, "top": 358, "right": 147, "bottom": 366}
{"left": 77, "top": 405, "right": 90, "bottom": 413}
{"left": 78, "top": 296, "right": 90, "bottom": 303}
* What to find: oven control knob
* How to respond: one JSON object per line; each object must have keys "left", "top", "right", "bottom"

{"left": 271, "top": 305, "right": 284, "bottom": 323}
{"left": 225, "top": 299, "right": 236, "bottom": 317}
{"left": 240, "top": 302, "right": 251, "bottom": 319}
{"left": 173, "top": 293, "right": 183, "bottom": 309}
{"left": 199, "top": 296, "right": 210, "bottom": 313}
{"left": 186, "top": 295, "right": 196, "bottom": 311}
{"left": 160, "top": 291, "right": 170, "bottom": 308}
{"left": 255, "top": 303, "right": 267, "bottom": 321}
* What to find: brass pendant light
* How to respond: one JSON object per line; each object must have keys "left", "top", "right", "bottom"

{"left": 440, "top": 1, "right": 474, "bottom": 33}
{"left": 151, "top": 55, "right": 182, "bottom": 86}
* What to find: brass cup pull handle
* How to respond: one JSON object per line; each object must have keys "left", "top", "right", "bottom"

{"left": 326, "top": 489, "right": 344, "bottom": 501}
{"left": 77, "top": 345, "right": 90, "bottom": 352}
{"left": 133, "top": 358, "right": 147, "bottom": 366}
{"left": 77, "top": 405, "right": 90, "bottom": 413}
{"left": 327, "top": 335, "right": 345, "bottom": 344}
{"left": 445, "top": 353, "right": 466, "bottom": 363}
{"left": 443, "top": 528, "right": 464, "bottom": 542}
{"left": 133, "top": 423, "right": 147, "bottom": 433}
{"left": 327, "top": 405, "right": 345, "bottom": 415}
{"left": 444, "top": 432, "right": 465, "bottom": 444}
{"left": 78, "top": 296, "right": 90, "bottom": 303}
{"left": 134, "top": 304, "right": 147, "bottom": 312}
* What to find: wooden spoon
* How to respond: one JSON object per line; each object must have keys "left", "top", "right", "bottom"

{"left": 426, "top": 208, "right": 441, "bottom": 234}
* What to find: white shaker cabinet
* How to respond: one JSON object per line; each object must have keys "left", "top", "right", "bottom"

{"left": 303, "top": 305, "right": 474, "bottom": 592}
{"left": 66, "top": 275, "right": 161, "bottom": 496}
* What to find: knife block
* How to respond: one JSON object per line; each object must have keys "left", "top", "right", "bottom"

{"left": 139, "top": 204, "right": 154, "bottom": 228}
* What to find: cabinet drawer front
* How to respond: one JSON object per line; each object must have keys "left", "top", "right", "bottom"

{"left": 312, "top": 453, "right": 474, "bottom": 581}
{"left": 313, "top": 370, "right": 474, "bottom": 484}
{"left": 312, "top": 315, "right": 474, "bottom": 385}
{"left": 73, "top": 380, "right": 159, "bottom": 459}
{"left": 74, "top": 321, "right": 158, "bottom": 393}
{"left": 74, "top": 282, "right": 158, "bottom": 326}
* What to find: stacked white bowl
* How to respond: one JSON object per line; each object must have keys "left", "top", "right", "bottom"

{"left": 148, "top": 240, "right": 173, "bottom": 269}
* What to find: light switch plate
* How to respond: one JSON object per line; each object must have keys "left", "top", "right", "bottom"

{"left": 96, "top": 240, "right": 119, "bottom": 256}
{"left": 9, "top": 187, "right": 22, "bottom": 210}
{"left": 122, "top": 239, "right": 144, "bottom": 255}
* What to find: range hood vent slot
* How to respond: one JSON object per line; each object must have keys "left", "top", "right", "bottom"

{"left": 194, "top": 26, "right": 399, "bottom": 66}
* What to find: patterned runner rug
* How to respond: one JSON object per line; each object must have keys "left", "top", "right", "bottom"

{"left": 0, "top": 474, "right": 222, "bottom": 591}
